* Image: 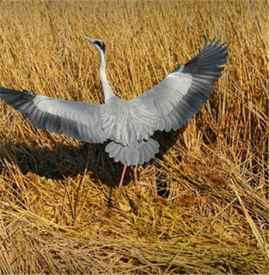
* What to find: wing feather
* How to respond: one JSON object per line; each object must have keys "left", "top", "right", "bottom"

{"left": 0, "top": 87, "right": 106, "bottom": 143}
{"left": 0, "top": 39, "right": 227, "bottom": 166}
{"left": 130, "top": 40, "right": 228, "bottom": 137}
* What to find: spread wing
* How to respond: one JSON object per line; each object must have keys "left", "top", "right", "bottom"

{"left": 129, "top": 40, "right": 228, "bottom": 139}
{"left": 0, "top": 88, "right": 106, "bottom": 143}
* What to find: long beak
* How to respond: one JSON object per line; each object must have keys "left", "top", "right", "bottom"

{"left": 85, "top": 36, "right": 94, "bottom": 44}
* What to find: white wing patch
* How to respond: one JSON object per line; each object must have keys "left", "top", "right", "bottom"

{"left": 100, "top": 73, "right": 193, "bottom": 146}
{"left": 101, "top": 98, "right": 158, "bottom": 145}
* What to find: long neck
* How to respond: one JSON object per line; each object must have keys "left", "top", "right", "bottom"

{"left": 98, "top": 49, "right": 114, "bottom": 102}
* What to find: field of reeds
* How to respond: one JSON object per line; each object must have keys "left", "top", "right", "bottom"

{"left": 0, "top": 0, "right": 268, "bottom": 273}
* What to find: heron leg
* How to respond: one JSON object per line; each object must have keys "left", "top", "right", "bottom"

{"left": 119, "top": 165, "right": 127, "bottom": 188}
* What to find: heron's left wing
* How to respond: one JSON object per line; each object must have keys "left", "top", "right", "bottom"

{"left": 0, "top": 88, "right": 106, "bottom": 143}
{"left": 129, "top": 40, "right": 228, "bottom": 140}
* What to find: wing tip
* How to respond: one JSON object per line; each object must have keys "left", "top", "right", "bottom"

{"left": 203, "top": 36, "right": 229, "bottom": 56}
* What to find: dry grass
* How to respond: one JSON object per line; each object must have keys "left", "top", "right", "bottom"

{"left": 0, "top": 0, "right": 268, "bottom": 273}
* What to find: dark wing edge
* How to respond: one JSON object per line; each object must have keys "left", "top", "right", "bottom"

{"left": 131, "top": 39, "right": 228, "bottom": 137}
{"left": 0, "top": 87, "right": 106, "bottom": 143}
{"left": 164, "top": 39, "right": 228, "bottom": 131}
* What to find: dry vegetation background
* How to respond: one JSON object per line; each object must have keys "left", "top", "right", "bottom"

{"left": 0, "top": 0, "right": 268, "bottom": 273}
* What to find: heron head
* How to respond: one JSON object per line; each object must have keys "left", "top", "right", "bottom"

{"left": 85, "top": 36, "right": 106, "bottom": 53}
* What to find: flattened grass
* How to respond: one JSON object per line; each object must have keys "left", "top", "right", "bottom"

{"left": 0, "top": 0, "right": 268, "bottom": 273}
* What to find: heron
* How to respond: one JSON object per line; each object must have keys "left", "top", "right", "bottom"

{"left": 0, "top": 37, "right": 228, "bottom": 187}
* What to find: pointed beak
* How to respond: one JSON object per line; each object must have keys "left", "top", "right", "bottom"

{"left": 85, "top": 36, "right": 94, "bottom": 44}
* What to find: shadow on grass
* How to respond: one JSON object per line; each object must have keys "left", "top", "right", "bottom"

{"left": 0, "top": 142, "right": 124, "bottom": 187}
{"left": 0, "top": 130, "right": 180, "bottom": 191}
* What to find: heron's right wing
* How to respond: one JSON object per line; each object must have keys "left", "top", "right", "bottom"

{"left": 130, "top": 40, "right": 228, "bottom": 139}
{"left": 0, "top": 88, "right": 106, "bottom": 143}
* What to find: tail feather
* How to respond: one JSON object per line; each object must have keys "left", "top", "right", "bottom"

{"left": 105, "top": 138, "right": 160, "bottom": 166}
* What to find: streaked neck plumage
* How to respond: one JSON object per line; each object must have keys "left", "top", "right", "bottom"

{"left": 97, "top": 47, "right": 115, "bottom": 103}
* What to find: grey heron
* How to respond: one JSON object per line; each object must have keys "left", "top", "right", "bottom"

{"left": 0, "top": 37, "right": 228, "bottom": 187}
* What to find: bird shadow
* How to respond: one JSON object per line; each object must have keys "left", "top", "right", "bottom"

{"left": 0, "top": 141, "right": 125, "bottom": 187}
{"left": 0, "top": 129, "right": 180, "bottom": 192}
{"left": 153, "top": 129, "right": 182, "bottom": 197}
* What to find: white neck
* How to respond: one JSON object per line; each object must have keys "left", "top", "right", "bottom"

{"left": 98, "top": 48, "right": 114, "bottom": 102}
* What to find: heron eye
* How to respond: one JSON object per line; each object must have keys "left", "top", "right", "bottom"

{"left": 95, "top": 41, "right": 106, "bottom": 52}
